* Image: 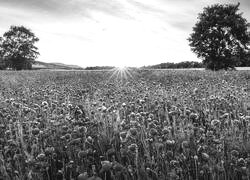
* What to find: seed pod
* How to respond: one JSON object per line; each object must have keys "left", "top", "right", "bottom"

{"left": 162, "top": 127, "right": 170, "bottom": 135}
{"left": 201, "top": 153, "right": 209, "bottom": 161}
{"left": 62, "top": 125, "right": 68, "bottom": 131}
{"left": 77, "top": 172, "right": 88, "bottom": 180}
{"left": 130, "top": 127, "right": 137, "bottom": 136}
{"left": 113, "top": 162, "right": 124, "bottom": 172}
{"left": 86, "top": 136, "right": 93, "bottom": 144}
{"left": 65, "top": 133, "right": 71, "bottom": 140}
{"left": 78, "top": 126, "right": 87, "bottom": 133}
{"left": 106, "top": 148, "right": 116, "bottom": 156}
{"left": 149, "top": 128, "right": 158, "bottom": 136}
{"left": 101, "top": 160, "right": 112, "bottom": 171}
{"left": 148, "top": 122, "right": 156, "bottom": 129}
{"left": 128, "top": 143, "right": 137, "bottom": 152}
{"left": 78, "top": 150, "right": 87, "bottom": 158}
{"left": 181, "top": 141, "right": 189, "bottom": 148}
{"left": 37, "top": 153, "right": 46, "bottom": 161}
{"left": 32, "top": 128, "right": 40, "bottom": 135}
{"left": 231, "top": 150, "right": 239, "bottom": 157}
{"left": 166, "top": 140, "right": 175, "bottom": 146}
{"left": 189, "top": 113, "right": 198, "bottom": 120}
{"left": 237, "top": 158, "right": 246, "bottom": 167}
{"left": 211, "top": 119, "right": 221, "bottom": 127}
{"left": 166, "top": 150, "right": 173, "bottom": 158}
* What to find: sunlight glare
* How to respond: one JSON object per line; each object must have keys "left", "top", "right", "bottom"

{"left": 116, "top": 65, "right": 127, "bottom": 71}
{"left": 106, "top": 66, "right": 134, "bottom": 83}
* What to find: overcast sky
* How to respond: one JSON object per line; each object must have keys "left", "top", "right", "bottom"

{"left": 0, "top": 0, "right": 249, "bottom": 67}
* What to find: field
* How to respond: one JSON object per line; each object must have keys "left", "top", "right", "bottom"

{"left": 0, "top": 69, "right": 250, "bottom": 180}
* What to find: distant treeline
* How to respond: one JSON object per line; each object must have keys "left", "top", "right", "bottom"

{"left": 143, "top": 61, "right": 204, "bottom": 69}
{"left": 143, "top": 56, "right": 250, "bottom": 69}
{"left": 85, "top": 66, "right": 115, "bottom": 70}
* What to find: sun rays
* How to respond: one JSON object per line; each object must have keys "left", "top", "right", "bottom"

{"left": 107, "top": 66, "right": 135, "bottom": 82}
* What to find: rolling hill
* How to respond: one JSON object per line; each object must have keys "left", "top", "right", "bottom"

{"left": 32, "top": 61, "right": 83, "bottom": 70}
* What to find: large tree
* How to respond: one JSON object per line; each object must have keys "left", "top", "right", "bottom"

{"left": 188, "top": 3, "right": 250, "bottom": 70}
{"left": 0, "top": 26, "right": 39, "bottom": 70}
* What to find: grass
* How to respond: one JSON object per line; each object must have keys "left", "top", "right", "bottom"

{"left": 0, "top": 69, "right": 250, "bottom": 180}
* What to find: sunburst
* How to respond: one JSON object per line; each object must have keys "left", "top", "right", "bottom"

{"left": 107, "top": 66, "right": 134, "bottom": 82}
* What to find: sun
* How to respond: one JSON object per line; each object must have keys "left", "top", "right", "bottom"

{"left": 106, "top": 66, "right": 134, "bottom": 82}
{"left": 116, "top": 65, "right": 127, "bottom": 71}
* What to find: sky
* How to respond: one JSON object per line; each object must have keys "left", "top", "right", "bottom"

{"left": 0, "top": 0, "right": 249, "bottom": 67}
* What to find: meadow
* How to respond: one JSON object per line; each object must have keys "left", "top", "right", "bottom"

{"left": 0, "top": 69, "right": 250, "bottom": 180}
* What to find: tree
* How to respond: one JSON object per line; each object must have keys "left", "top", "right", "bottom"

{"left": 238, "top": 50, "right": 250, "bottom": 66}
{"left": 0, "top": 26, "right": 39, "bottom": 70}
{"left": 188, "top": 3, "right": 250, "bottom": 70}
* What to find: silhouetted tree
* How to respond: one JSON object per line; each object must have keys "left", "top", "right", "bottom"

{"left": 0, "top": 26, "right": 39, "bottom": 70}
{"left": 238, "top": 50, "right": 250, "bottom": 66}
{"left": 0, "top": 57, "right": 6, "bottom": 70}
{"left": 188, "top": 3, "right": 250, "bottom": 70}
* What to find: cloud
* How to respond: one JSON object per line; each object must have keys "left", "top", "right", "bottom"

{"left": 126, "top": 0, "right": 165, "bottom": 15}
{"left": 0, "top": 0, "right": 249, "bottom": 67}
{"left": 0, "top": 0, "right": 78, "bottom": 16}
{"left": 0, "top": 0, "right": 131, "bottom": 20}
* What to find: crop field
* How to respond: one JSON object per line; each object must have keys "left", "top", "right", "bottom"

{"left": 0, "top": 69, "right": 250, "bottom": 180}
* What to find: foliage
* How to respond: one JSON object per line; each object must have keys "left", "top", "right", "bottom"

{"left": 188, "top": 3, "right": 250, "bottom": 70}
{"left": 0, "top": 69, "right": 250, "bottom": 180}
{"left": 0, "top": 57, "right": 7, "bottom": 70}
{"left": 238, "top": 50, "right": 250, "bottom": 67}
{"left": 0, "top": 26, "right": 39, "bottom": 70}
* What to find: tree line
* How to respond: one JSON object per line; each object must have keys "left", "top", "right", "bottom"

{"left": 85, "top": 66, "right": 115, "bottom": 70}
{"left": 142, "top": 61, "right": 204, "bottom": 69}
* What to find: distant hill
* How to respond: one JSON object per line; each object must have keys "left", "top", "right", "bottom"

{"left": 33, "top": 61, "right": 83, "bottom": 70}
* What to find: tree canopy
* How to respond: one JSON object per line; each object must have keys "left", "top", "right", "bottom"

{"left": 0, "top": 26, "right": 39, "bottom": 70}
{"left": 188, "top": 3, "right": 250, "bottom": 70}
